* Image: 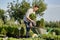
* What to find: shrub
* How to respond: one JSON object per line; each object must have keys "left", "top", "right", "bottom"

{"left": 20, "top": 27, "right": 25, "bottom": 36}
{"left": 0, "top": 24, "right": 25, "bottom": 37}
{"left": 29, "top": 13, "right": 36, "bottom": 20}
{"left": 0, "top": 27, "right": 3, "bottom": 34}
{"left": 36, "top": 20, "right": 41, "bottom": 27}
{"left": 14, "top": 27, "right": 19, "bottom": 37}
{"left": 1, "top": 28, "right": 7, "bottom": 36}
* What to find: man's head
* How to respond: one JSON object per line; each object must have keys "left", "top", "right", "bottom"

{"left": 33, "top": 5, "right": 39, "bottom": 12}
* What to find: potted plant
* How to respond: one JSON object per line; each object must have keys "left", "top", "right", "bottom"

{"left": 1, "top": 28, "right": 7, "bottom": 37}
{"left": 29, "top": 13, "right": 36, "bottom": 21}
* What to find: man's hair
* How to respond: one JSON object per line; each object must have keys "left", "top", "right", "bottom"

{"left": 34, "top": 5, "right": 39, "bottom": 8}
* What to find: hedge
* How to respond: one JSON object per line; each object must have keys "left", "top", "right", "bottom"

{"left": 0, "top": 24, "right": 26, "bottom": 37}
{"left": 0, "top": 24, "right": 60, "bottom": 38}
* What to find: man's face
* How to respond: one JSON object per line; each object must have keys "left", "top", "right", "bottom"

{"left": 34, "top": 7, "right": 39, "bottom": 12}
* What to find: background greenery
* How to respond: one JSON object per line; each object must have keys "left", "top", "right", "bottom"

{"left": 0, "top": 0, "right": 60, "bottom": 40}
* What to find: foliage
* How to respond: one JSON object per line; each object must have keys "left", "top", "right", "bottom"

{"left": 45, "top": 21, "right": 60, "bottom": 28}
{"left": 36, "top": 20, "right": 41, "bottom": 27}
{"left": 32, "top": 0, "right": 47, "bottom": 16}
{"left": 42, "top": 34, "right": 58, "bottom": 40}
{"left": 0, "top": 24, "right": 60, "bottom": 38}
{"left": 20, "top": 27, "right": 25, "bottom": 36}
{"left": 0, "top": 19, "right": 4, "bottom": 26}
{"left": 1, "top": 28, "right": 7, "bottom": 35}
{"left": 0, "top": 35, "right": 60, "bottom": 40}
{"left": 36, "top": 18, "right": 45, "bottom": 28}
{"left": 0, "top": 9, "right": 5, "bottom": 18}
{"left": 7, "top": 0, "right": 47, "bottom": 22}
{"left": 40, "top": 18, "right": 45, "bottom": 28}
{"left": 29, "top": 13, "right": 36, "bottom": 20}
{"left": 0, "top": 24, "right": 25, "bottom": 37}
{"left": 0, "top": 9, "right": 6, "bottom": 24}
{"left": 7, "top": 0, "right": 30, "bottom": 20}
{"left": 7, "top": 37, "right": 45, "bottom": 40}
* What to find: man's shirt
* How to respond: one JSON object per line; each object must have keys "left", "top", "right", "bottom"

{"left": 23, "top": 8, "right": 35, "bottom": 22}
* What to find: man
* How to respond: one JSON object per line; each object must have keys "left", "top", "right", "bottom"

{"left": 23, "top": 5, "right": 39, "bottom": 38}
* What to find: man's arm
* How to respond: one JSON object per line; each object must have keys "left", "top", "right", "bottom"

{"left": 26, "top": 16, "right": 33, "bottom": 22}
{"left": 25, "top": 8, "right": 36, "bottom": 26}
{"left": 26, "top": 9, "right": 34, "bottom": 22}
{"left": 27, "top": 16, "right": 36, "bottom": 26}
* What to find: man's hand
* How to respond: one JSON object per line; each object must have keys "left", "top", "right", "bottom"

{"left": 27, "top": 17, "right": 36, "bottom": 26}
{"left": 30, "top": 22, "right": 33, "bottom": 28}
{"left": 31, "top": 20, "right": 36, "bottom": 26}
{"left": 31, "top": 20, "right": 35, "bottom": 23}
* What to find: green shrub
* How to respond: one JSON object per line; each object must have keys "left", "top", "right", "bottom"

{"left": 1, "top": 28, "right": 7, "bottom": 35}
{"left": 0, "top": 27, "right": 3, "bottom": 34}
{"left": 8, "top": 37, "right": 17, "bottom": 40}
{"left": 7, "top": 38, "right": 45, "bottom": 40}
{"left": 41, "top": 34, "right": 60, "bottom": 40}
{"left": 20, "top": 27, "right": 25, "bottom": 36}
{"left": 0, "top": 38, "right": 3, "bottom": 40}
{"left": 7, "top": 26, "right": 14, "bottom": 34}
{"left": 14, "top": 27, "right": 19, "bottom": 36}
{"left": 29, "top": 29, "right": 34, "bottom": 37}
{"left": 0, "top": 24, "right": 60, "bottom": 39}
{"left": 29, "top": 13, "right": 36, "bottom": 20}
{"left": 54, "top": 28, "right": 60, "bottom": 35}
{"left": 0, "top": 19, "right": 4, "bottom": 26}
{"left": 36, "top": 20, "right": 41, "bottom": 27}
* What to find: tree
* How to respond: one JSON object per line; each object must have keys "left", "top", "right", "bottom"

{"left": 32, "top": 0, "right": 47, "bottom": 16}
{"left": 7, "top": 0, "right": 30, "bottom": 21}
{"left": 7, "top": 0, "right": 47, "bottom": 24}
{"left": 0, "top": 9, "right": 5, "bottom": 19}
{"left": 0, "top": 9, "right": 6, "bottom": 24}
